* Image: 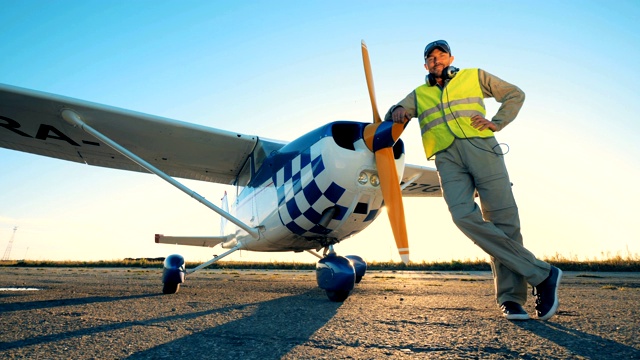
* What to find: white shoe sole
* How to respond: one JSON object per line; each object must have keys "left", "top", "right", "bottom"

{"left": 505, "top": 313, "right": 530, "bottom": 321}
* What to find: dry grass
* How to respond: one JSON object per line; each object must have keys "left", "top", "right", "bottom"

{"left": 544, "top": 251, "right": 640, "bottom": 272}
{"left": 1, "top": 253, "right": 639, "bottom": 272}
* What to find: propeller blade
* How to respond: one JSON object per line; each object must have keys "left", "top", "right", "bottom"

{"left": 361, "top": 40, "right": 382, "bottom": 123}
{"left": 361, "top": 39, "right": 410, "bottom": 264}
{"left": 375, "top": 147, "right": 410, "bottom": 264}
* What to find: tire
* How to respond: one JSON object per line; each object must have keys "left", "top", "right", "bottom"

{"left": 162, "top": 282, "right": 180, "bottom": 294}
{"left": 326, "top": 290, "right": 349, "bottom": 302}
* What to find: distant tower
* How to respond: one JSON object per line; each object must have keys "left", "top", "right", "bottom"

{"left": 2, "top": 226, "right": 18, "bottom": 261}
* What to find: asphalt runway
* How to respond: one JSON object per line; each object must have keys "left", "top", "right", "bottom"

{"left": 1, "top": 267, "right": 638, "bottom": 359}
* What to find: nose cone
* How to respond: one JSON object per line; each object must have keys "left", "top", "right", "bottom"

{"left": 363, "top": 121, "right": 408, "bottom": 153}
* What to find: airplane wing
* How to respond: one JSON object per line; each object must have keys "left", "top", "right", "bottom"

{"left": 400, "top": 163, "right": 442, "bottom": 197}
{"left": 0, "top": 83, "right": 279, "bottom": 185}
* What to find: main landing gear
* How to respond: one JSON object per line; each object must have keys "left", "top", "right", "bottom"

{"left": 161, "top": 254, "right": 186, "bottom": 294}
{"left": 161, "top": 247, "right": 367, "bottom": 302}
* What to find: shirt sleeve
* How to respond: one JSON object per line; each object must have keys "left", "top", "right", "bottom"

{"left": 383, "top": 90, "right": 417, "bottom": 122}
{"left": 478, "top": 69, "right": 525, "bottom": 131}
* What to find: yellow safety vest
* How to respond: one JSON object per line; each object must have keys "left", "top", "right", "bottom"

{"left": 416, "top": 68, "right": 494, "bottom": 159}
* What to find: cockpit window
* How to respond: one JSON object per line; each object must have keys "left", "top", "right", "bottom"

{"left": 236, "top": 156, "right": 252, "bottom": 190}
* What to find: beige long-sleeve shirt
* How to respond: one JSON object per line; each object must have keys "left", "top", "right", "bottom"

{"left": 384, "top": 69, "right": 525, "bottom": 132}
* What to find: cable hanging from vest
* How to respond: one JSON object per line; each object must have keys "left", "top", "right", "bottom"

{"left": 442, "top": 79, "right": 510, "bottom": 156}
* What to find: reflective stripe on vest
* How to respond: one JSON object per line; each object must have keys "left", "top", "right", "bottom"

{"left": 415, "top": 68, "right": 493, "bottom": 158}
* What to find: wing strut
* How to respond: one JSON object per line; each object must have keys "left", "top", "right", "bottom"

{"left": 400, "top": 173, "right": 422, "bottom": 191}
{"left": 61, "top": 109, "right": 260, "bottom": 240}
{"left": 187, "top": 244, "right": 243, "bottom": 274}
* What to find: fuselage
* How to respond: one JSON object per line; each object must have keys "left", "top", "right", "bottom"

{"left": 223, "top": 121, "right": 405, "bottom": 252}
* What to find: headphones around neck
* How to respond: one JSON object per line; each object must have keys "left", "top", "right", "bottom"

{"left": 426, "top": 66, "right": 460, "bottom": 86}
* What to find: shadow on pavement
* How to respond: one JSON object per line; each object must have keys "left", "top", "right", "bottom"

{"left": 0, "top": 294, "right": 242, "bottom": 351}
{"left": 514, "top": 320, "right": 640, "bottom": 358}
{"left": 127, "top": 290, "right": 341, "bottom": 360}
{"left": 0, "top": 293, "right": 162, "bottom": 313}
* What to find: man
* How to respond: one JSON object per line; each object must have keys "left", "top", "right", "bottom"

{"left": 385, "top": 40, "right": 561, "bottom": 321}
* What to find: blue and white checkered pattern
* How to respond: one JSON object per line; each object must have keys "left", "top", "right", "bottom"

{"left": 275, "top": 143, "right": 351, "bottom": 236}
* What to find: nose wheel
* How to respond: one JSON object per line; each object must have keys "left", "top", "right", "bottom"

{"left": 325, "top": 290, "right": 350, "bottom": 302}
{"left": 315, "top": 246, "right": 367, "bottom": 302}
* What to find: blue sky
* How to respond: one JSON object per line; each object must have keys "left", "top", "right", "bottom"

{"left": 1, "top": 0, "right": 638, "bottom": 263}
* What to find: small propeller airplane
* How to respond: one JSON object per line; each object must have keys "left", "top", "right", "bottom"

{"left": 0, "top": 41, "right": 442, "bottom": 301}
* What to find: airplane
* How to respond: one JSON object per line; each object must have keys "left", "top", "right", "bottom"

{"left": 0, "top": 41, "right": 442, "bottom": 302}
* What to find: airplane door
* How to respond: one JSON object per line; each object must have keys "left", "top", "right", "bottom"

{"left": 235, "top": 156, "right": 257, "bottom": 227}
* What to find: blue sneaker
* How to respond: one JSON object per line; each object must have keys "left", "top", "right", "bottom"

{"left": 533, "top": 266, "right": 562, "bottom": 320}
{"left": 500, "top": 301, "right": 530, "bottom": 320}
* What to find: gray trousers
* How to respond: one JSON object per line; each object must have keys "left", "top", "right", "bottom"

{"left": 435, "top": 137, "right": 550, "bottom": 305}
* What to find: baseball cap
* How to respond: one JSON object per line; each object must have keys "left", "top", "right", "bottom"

{"left": 424, "top": 40, "right": 451, "bottom": 58}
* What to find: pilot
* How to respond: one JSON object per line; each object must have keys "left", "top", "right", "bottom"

{"left": 384, "top": 40, "right": 561, "bottom": 321}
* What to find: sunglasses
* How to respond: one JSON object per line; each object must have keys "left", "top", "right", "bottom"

{"left": 424, "top": 40, "right": 450, "bottom": 57}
